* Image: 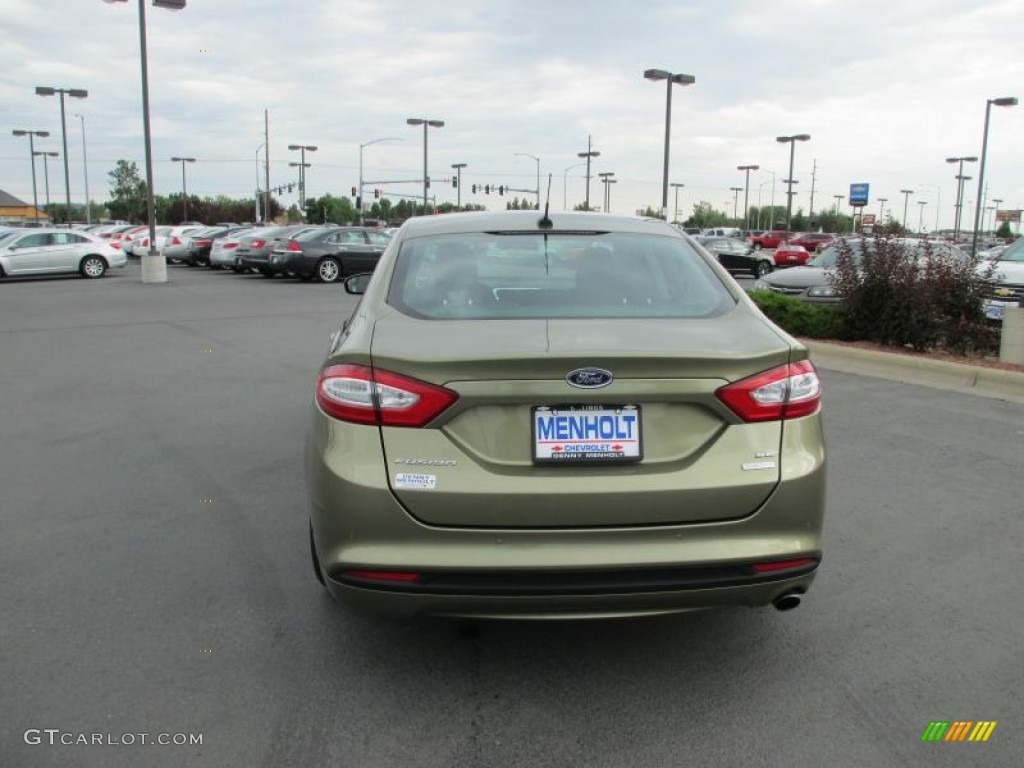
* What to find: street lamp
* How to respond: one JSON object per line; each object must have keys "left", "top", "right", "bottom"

{"left": 644, "top": 68, "right": 696, "bottom": 219}
{"left": 946, "top": 155, "right": 978, "bottom": 240}
{"left": 287, "top": 144, "right": 317, "bottom": 209}
{"left": 737, "top": 164, "right": 759, "bottom": 231}
{"left": 33, "top": 150, "right": 59, "bottom": 208}
{"left": 877, "top": 197, "right": 888, "bottom": 222}
{"left": 406, "top": 118, "right": 444, "bottom": 215}
{"left": 598, "top": 172, "right": 616, "bottom": 213}
{"left": 74, "top": 114, "right": 91, "bottom": 224}
{"left": 11, "top": 129, "right": 49, "bottom": 222}
{"left": 170, "top": 157, "right": 195, "bottom": 222}
{"left": 451, "top": 163, "right": 467, "bottom": 209}
{"left": 105, "top": 0, "right": 189, "bottom": 284}
{"left": 562, "top": 163, "right": 584, "bottom": 211}
{"left": 776, "top": 134, "right": 810, "bottom": 232}
{"left": 670, "top": 182, "right": 685, "bottom": 223}
{"left": 729, "top": 186, "right": 743, "bottom": 224}
{"left": 358, "top": 137, "right": 401, "bottom": 225}
{"left": 514, "top": 153, "right": 541, "bottom": 210}
{"left": 35, "top": 86, "right": 88, "bottom": 226}
{"left": 833, "top": 195, "right": 845, "bottom": 233}
{"left": 900, "top": 189, "right": 914, "bottom": 231}
{"left": 971, "top": 96, "right": 1018, "bottom": 256}
{"left": 577, "top": 135, "right": 600, "bottom": 211}
{"left": 917, "top": 200, "right": 928, "bottom": 234}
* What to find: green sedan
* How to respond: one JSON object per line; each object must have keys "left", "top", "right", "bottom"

{"left": 307, "top": 211, "right": 826, "bottom": 619}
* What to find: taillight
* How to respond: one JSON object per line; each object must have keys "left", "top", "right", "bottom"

{"left": 195, "top": 239, "right": 211, "bottom": 247}
{"left": 141, "top": 238, "right": 149, "bottom": 246}
{"left": 110, "top": 241, "right": 122, "bottom": 249}
{"left": 715, "top": 360, "right": 821, "bottom": 422}
{"left": 345, "top": 570, "right": 421, "bottom": 583}
{"left": 286, "top": 240, "right": 302, "bottom": 252}
{"left": 751, "top": 557, "right": 818, "bottom": 573}
{"left": 223, "top": 242, "right": 238, "bottom": 249}
{"left": 315, "top": 364, "right": 458, "bottom": 427}
{"left": 171, "top": 236, "right": 181, "bottom": 245}
{"left": 249, "top": 239, "right": 265, "bottom": 248}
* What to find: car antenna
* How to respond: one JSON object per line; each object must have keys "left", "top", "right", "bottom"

{"left": 538, "top": 173, "right": 553, "bottom": 229}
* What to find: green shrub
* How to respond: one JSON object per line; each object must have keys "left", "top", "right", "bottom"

{"left": 749, "top": 290, "right": 845, "bottom": 339}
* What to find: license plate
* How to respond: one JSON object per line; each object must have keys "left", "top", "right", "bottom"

{"left": 985, "top": 301, "right": 1008, "bottom": 321}
{"left": 532, "top": 405, "right": 642, "bottom": 463}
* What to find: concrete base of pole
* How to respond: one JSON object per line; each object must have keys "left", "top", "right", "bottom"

{"left": 998, "top": 306, "right": 1024, "bottom": 365}
{"left": 141, "top": 251, "right": 168, "bottom": 284}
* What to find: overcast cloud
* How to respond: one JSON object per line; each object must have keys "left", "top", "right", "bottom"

{"left": 2, "top": 0, "right": 1023, "bottom": 228}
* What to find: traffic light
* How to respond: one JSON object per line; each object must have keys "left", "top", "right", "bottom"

{"left": 498, "top": 185, "right": 505, "bottom": 196}
{"left": 425, "top": 176, "right": 431, "bottom": 189}
{"left": 287, "top": 184, "right": 294, "bottom": 193}
{"left": 485, "top": 185, "right": 490, "bottom": 194}
{"left": 452, "top": 176, "right": 458, "bottom": 188}
{"left": 472, "top": 184, "right": 478, "bottom": 193}
{"left": 374, "top": 189, "right": 380, "bottom": 199}
{"left": 351, "top": 186, "right": 357, "bottom": 196}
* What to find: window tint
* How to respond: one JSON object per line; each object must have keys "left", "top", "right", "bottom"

{"left": 14, "top": 233, "right": 53, "bottom": 248}
{"left": 52, "top": 232, "right": 88, "bottom": 244}
{"left": 388, "top": 232, "right": 736, "bottom": 320}
{"left": 367, "top": 231, "right": 390, "bottom": 245}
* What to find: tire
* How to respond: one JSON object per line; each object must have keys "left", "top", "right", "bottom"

{"left": 755, "top": 260, "right": 772, "bottom": 278}
{"left": 310, "top": 522, "right": 325, "bottom": 586}
{"left": 79, "top": 255, "right": 107, "bottom": 279}
{"left": 316, "top": 257, "right": 342, "bottom": 283}
{"left": 231, "top": 265, "right": 246, "bottom": 274}
{"left": 258, "top": 267, "right": 275, "bottom": 278}
{"left": 209, "top": 263, "right": 222, "bottom": 271}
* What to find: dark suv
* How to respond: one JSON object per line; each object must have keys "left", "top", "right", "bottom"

{"left": 271, "top": 227, "right": 391, "bottom": 283}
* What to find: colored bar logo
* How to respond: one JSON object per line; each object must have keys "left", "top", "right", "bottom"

{"left": 921, "top": 721, "right": 997, "bottom": 742}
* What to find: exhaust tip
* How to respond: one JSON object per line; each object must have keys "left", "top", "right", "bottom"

{"left": 773, "top": 592, "right": 802, "bottom": 612}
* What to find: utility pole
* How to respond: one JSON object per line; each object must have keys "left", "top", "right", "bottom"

{"left": 808, "top": 158, "right": 817, "bottom": 228}
{"left": 264, "top": 110, "right": 270, "bottom": 224}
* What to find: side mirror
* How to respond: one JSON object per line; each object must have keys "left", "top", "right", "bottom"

{"left": 344, "top": 273, "right": 373, "bottom": 295}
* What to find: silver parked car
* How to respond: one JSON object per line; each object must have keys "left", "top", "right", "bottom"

{"left": 0, "top": 229, "right": 125, "bottom": 278}
{"left": 210, "top": 228, "right": 259, "bottom": 271}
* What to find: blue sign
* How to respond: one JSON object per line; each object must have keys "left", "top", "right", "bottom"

{"left": 849, "top": 183, "right": 870, "bottom": 207}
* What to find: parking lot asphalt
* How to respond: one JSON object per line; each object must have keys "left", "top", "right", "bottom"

{"left": 2, "top": 262, "right": 1021, "bottom": 768}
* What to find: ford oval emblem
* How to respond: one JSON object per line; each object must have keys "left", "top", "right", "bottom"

{"left": 566, "top": 368, "right": 614, "bottom": 389}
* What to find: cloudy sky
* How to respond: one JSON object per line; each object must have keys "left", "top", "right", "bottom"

{"left": 3, "top": 0, "right": 1023, "bottom": 229}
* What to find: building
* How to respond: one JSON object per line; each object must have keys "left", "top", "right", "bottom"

{"left": 0, "top": 190, "right": 48, "bottom": 224}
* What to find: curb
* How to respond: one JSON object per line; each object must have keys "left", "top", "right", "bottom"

{"left": 803, "top": 340, "right": 1024, "bottom": 404}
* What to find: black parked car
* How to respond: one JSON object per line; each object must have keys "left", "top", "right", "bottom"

{"left": 696, "top": 236, "right": 773, "bottom": 278}
{"left": 182, "top": 226, "right": 249, "bottom": 267}
{"left": 237, "top": 224, "right": 324, "bottom": 277}
{"left": 270, "top": 227, "right": 391, "bottom": 283}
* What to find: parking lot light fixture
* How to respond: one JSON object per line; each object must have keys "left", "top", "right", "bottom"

{"left": 562, "top": 162, "right": 584, "bottom": 211}
{"left": 12, "top": 129, "right": 49, "bottom": 222}
{"left": 729, "top": 186, "right": 743, "bottom": 225}
{"left": 670, "top": 182, "right": 685, "bottom": 223}
{"left": 644, "top": 68, "right": 695, "bottom": 219}
{"left": 877, "top": 197, "right": 888, "bottom": 222}
{"left": 36, "top": 86, "right": 88, "bottom": 227}
{"left": 917, "top": 200, "right": 928, "bottom": 233}
{"left": 737, "top": 165, "right": 759, "bottom": 231}
{"left": 899, "top": 189, "right": 914, "bottom": 231}
{"left": 598, "top": 172, "right": 616, "bottom": 213}
{"left": 514, "top": 153, "right": 541, "bottom": 209}
{"left": 74, "top": 114, "right": 91, "bottom": 224}
{"left": 776, "top": 134, "right": 810, "bottom": 232}
{"left": 971, "top": 97, "right": 1017, "bottom": 257}
{"left": 832, "top": 195, "right": 844, "bottom": 233}
{"left": 946, "top": 155, "right": 978, "bottom": 240}
{"left": 170, "top": 157, "right": 196, "bottom": 222}
{"left": 406, "top": 119, "right": 444, "bottom": 215}
{"left": 287, "top": 144, "right": 317, "bottom": 209}
{"left": 577, "top": 135, "right": 601, "bottom": 211}
{"left": 33, "top": 151, "right": 59, "bottom": 208}
{"left": 357, "top": 137, "right": 401, "bottom": 225}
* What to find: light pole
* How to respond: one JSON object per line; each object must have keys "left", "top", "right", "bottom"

{"left": 11, "top": 129, "right": 49, "bottom": 222}
{"left": 105, "top": 0, "right": 188, "bottom": 284}
{"left": 598, "top": 172, "right": 616, "bottom": 212}
{"left": 776, "top": 134, "right": 810, "bottom": 232}
{"left": 900, "top": 189, "right": 914, "bottom": 232}
{"left": 406, "top": 118, "right": 444, "bottom": 215}
{"left": 358, "top": 137, "right": 401, "bottom": 225}
{"left": 833, "top": 195, "right": 845, "bottom": 233}
{"left": 515, "top": 153, "right": 541, "bottom": 210}
{"left": 577, "top": 135, "right": 600, "bottom": 211}
{"left": 917, "top": 200, "right": 928, "bottom": 234}
{"left": 877, "top": 197, "right": 888, "bottom": 222}
{"left": 991, "top": 198, "right": 1004, "bottom": 235}
{"left": 287, "top": 144, "right": 317, "bottom": 210}
{"left": 35, "top": 86, "right": 88, "bottom": 226}
{"left": 917, "top": 183, "right": 942, "bottom": 233}
{"left": 946, "top": 155, "right": 978, "bottom": 240}
{"left": 451, "top": 163, "right": 467, "bottom": 209}
{"left": 562, "top": 163, "right": 584, "bottom": 211}
{"left": 729, "top": 187, "right": 743, "bottom": 224}
{"left": 255, "top": 142, "right": 265, "bottom": 222}
{"left": 33, "top": 151, "right": 59, "bottom": 208}
{"left": 643, "top": 68, "right": 695, "bottom": 219}
{"left": 737, "top": 164, "right": 759, "bottom": 232}
{"left": 74, "top": 114, "right": 91, "bottom": 224}
{"left": 170, "top": 156, "right": 195, "bottom": 222}
{"left": 971, "top": 96, "right": 1018, "bottom": 256}
{"left": 670, "top": 182, "right": 685, "bottom": 223}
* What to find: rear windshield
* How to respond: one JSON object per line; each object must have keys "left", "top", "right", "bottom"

{"left": 387, "top": 232, "right": 735, "bottom": 319}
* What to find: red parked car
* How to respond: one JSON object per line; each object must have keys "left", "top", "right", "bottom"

{"left": 787, "top": 233, "right": 835, "bottom": 252}
{"left": 773, "top": 243, "right": 812, "bottom": 267}
{"left": 748, "top": 230, "right": 793, "bottom": 250}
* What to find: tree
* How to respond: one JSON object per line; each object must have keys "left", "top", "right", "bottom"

{"left": 682, "top": 201, "right": 729, "bottom": 229}
{"left": 107, "top": 160, "right": 147, "bottom": 221}
{"left": 996, "top": 220, "right": 1013, "bottom": 239}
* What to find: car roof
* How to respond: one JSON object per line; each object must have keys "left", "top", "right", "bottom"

{"left": 397, "top": 210, "right": 678, "bottom": 238}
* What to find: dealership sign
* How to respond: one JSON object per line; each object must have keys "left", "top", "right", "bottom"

{"left": 849, "top": 183, "right": 870, "bottom": 207}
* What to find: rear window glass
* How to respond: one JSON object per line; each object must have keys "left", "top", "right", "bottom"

{"left": 387, "top": 232, "right": 735, "bottom": 319}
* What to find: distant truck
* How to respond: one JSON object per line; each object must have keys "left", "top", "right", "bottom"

{"left": 748, "top": 229, "right": 793, "bottom": 250}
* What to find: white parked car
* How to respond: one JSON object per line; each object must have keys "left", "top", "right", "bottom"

{"left": 0, "top": 229, "right": 125, "bottom": 279}
{"left": 980, "top": 239, "right": 1024, "bottom": 321}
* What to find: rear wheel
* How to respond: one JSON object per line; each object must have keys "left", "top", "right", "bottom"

{"left": 755, "top": 260, "right": 772, "bottom": 278}
{"left": 317, "top": 257, "right": 342, "bottom": 283}
{"left": 80, "top": 255, "right": 107, "bottom": 278}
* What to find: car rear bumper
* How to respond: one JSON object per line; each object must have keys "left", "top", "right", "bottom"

{"left": 308, "top": 412, "right": 826, "bottom": 619}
